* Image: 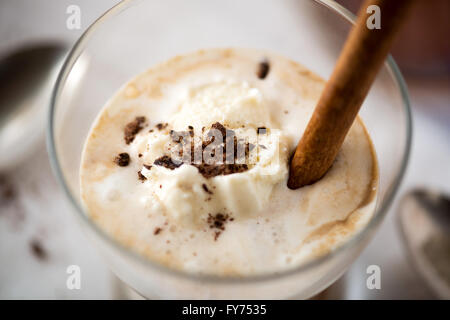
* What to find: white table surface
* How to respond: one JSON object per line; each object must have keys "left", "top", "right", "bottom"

{"left": 0, "top": 0, "right": 449, "bottom": 299}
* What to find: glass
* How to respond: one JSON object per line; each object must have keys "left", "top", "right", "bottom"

{"left": 48, "top": 0, "right": 411, "bottom": 299}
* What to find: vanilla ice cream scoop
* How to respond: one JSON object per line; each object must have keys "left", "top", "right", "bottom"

{"left": 130, "top": 80, "right": 289, "bottom": 227}
{"left": 172, "top": 80, "right": 271, "bottom": 130}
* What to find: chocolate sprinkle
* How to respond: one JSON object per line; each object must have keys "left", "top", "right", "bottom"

{"left": 257, "top": 60, "right": 270, "bottom": 79}
{"left": 154, "top": 227, "right": 162, "bottom": 235}
{"left": 114, "top": 153, "right": 130, "bottom": 167}
{"left": 124, "top": 116, "right": 146, "bottom": 144}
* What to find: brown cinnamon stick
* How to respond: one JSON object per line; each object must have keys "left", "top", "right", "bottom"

{"left": 288, "top": 0, "right": 416, "bottom": 189}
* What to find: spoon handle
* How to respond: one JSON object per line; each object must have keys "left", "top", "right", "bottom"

{"left": 288, "top": 0, "right": 416, "bottom": 189}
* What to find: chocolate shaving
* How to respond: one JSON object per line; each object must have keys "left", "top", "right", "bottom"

{"left": 0, "top": 176, "right": 15, "bottom": 203}
{"left": 124, "top": 116, "right": 146, "bottom": 144}
{"left": 199, "top": 123, "right": 252, "bottom": 178}
{"left": 257, "top": 60, "right": 270, "bottom": 79}
{"left": 138, "top": 171, "right": 147, "bottom": 182}
{"left": 170, "top": 129, "right": 190, "bottom": 143}
{"left": 188, "top": 126, "right": 194, "bottom": 137}
{"left": 207, "top": 213, "right": 231, "bottom": 241}
{"left": 156, "top": 123, "right": 168, "bottom": 130}
{"left": 163, "top": 122, "right": 253, "bottom": 178}
{"left": 143, "top": 164, "right": 152, "bottom": 170}
{"left": 195, "top": 163, "right": 248, "bottom": 179}
{"left": 202, "top": 184, "right": 213, "bottom": 195}
{"left": 154, "top": 155, "right": 182, "bottom": 170}
{"left": 203, "top": 122, "right": 233, "bottom": 149}
{"left": 154, "top": 227, "right": 162, "bottom": 235}
{"left": 210, "top": 122, "right": 227, "bottom": 138}
{"left": 114, "top": 153, "right": 130, "bottom": 167}
{"left": 257, "top": 127, "right": 267, "bottom": 134}
{"left": 30, "top": 239, "right": 47, "bottom": 261}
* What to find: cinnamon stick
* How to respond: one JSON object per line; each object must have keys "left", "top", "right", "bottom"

{"left": 288, "top": 0, "right": 416, "bottom": 189}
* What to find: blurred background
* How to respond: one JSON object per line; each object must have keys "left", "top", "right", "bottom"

{"left": 0, "top": 0, "right": 449, "bottom": 299}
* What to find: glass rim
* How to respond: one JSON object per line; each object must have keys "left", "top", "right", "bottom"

{"left": 47, "top": 0, "right": 412, "bottom": 285}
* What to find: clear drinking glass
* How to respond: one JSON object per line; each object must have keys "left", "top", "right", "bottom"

{"left": 48, "top": 0, "right": 411, "bottom": 299}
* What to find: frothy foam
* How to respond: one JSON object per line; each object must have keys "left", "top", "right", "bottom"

{"left": 80, "top": 48, "right": 378, "bottom": 276}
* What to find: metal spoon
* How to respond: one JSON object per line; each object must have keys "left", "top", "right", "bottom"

{"left": 0, "top": 44, "right": 66, "bottom": 171}
{"left": 398, "top": 188, "right": 450, "bottom": 299}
